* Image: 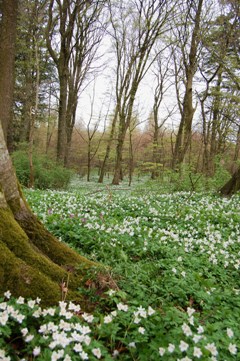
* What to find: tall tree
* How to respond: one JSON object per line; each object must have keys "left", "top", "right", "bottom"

{"left": 172, "top": 0, "right": 205, "bottom": 169}
{"left": 198, "top": 0, "right": 240, "bottom": 175}
{"left": 0, "top": 0, "right": 94, "bottom": 304}
{"left": 150, "top": 51, "right": 174, "bottom": 179}
{"left": 13, "top": 0, "right": 55, "bottom": 147}
{"left": 108, "top": 0, "right": 175, "bottom": 185}
{"left": 46, "top": 0, "right": 106, "bottom": 164}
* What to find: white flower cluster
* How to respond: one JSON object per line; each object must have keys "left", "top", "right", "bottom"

{"left": 158, "top": 307, "right": 238, "bottom": 360}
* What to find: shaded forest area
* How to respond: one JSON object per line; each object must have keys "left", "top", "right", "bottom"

{"left": 0, "top": 0, "right": 239, "bottom": 189}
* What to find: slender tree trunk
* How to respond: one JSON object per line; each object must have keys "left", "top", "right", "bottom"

{"left": 98, "top": 110, "right": 118, "bottom": 183}
{"left": 87, "top": 142, "right": 91, "bottom": 182}
{"left": 57, "top": 74, "right": 68, "bottom": 161}
{"left": 209, "top": 70, "right": 223, "bottom": 175}
{"left": 128, "top": 130, "right": 134, "bottom": 186}
{"left": 64, "top": 84, "right": 78, "bottom": 167}
{"left": 28, "top": 36, "right": 40, "bottom": 188}
{"left": 151, "top": 119, "right": 159, "bottom": 179}
{"left": 112, "top": 129, "right": 126, "bottom": 185}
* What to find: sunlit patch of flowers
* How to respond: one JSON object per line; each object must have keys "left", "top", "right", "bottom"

{"left": 21, "top": 188, "right": 240, "bottom": 359}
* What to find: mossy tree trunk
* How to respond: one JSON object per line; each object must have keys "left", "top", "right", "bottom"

{"left": 0, "top": 0, "right": 94, "bottom": 306}
{"left": 0, "top": 123, "right": 95, "bottom": 306}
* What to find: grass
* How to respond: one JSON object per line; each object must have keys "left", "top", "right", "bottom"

{"left": 0, "top": 180, "right": 240, "bottom": 360}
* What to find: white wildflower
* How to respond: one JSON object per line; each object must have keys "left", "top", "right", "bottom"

{"left": 73, "top": 343, "right": 83, "bottom": 352}
{"left": 188, "top": 316, "right": 194, "bottom": 325}
{"left": 4, "top": 290, "right": 11, "bottom": 299}
{"left": 108, "top": 289, "right": 116, "bottom": 296}
{"left": 193, "top": 334, "right": 203, "bottom": 343}
{"left": 92, "top": 348, "right": 101, "bottom": 359}
{"left": 133, "top": 317, "right": 141, "bottom": 324}
{"left": 27, "top": 300, "right": 36, "bottom": 309}
{"left": 193, "top": 347, "right": 202, "bottom": 358}
{"left": 159, "top": 347, "right": 165, "bottom": 356}
{"left": 117, "top": 303, "right": 128, "bottom": 312}
{"left": 16, "top": 296, "right": 25, "bottom": 304}
{"left": 179, "top": 340, "right": 189, "bottom": 352}
{"left": 112, "top": 350, "right": 119, "bottom": 358}
{"left": 228, "top": 343, "right": 237, "bottom": 355}
{"left": 182, "top": 323, "right": 192, "bottom": 337}
{"left": 21, "top": 328, "right": 28, "bottom": 337}
{"left": 227, "top": 328, "right": 234, "bottom": 338}
{"left": 205, "top": 343, "right": 218, "bottom": 356}
{"left": 138, "top": 327, "right": 145, "bottom": 334}
{"left": 80, "top": 351, "right": 88, "bottom": 360}
{"left": 82, "top": 313, "right": 94, "bottom": 323}
{"left": 25, "top": 334, "right": 34, "bottom": 343}
{"left": 187, "top": 307, "right": 195, "bottom": 317}
{"left": 147, "top": 306, "right": 155, "bottom": 316}
{"left": 33, "top": 347, "right": 41, "bottom": 356}
{"left": 168, "top": 343, "right": 175, "bottom": 353}
{"left": 129, "top": 342, "right": 136, "bottom": 348}
{"left": 197, "top": 325, "right": 204, "bottom": 334}
{"left": 63, "top": 355, "right": 72, "bottom": 361}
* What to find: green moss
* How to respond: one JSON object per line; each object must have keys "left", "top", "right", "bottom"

{"left": 0, "top": 207, "right": 97, "bottom": 306}
{"left": 0, "top": 241, "right": 61, "bottom": 305}
{"left": 15, "top": 208, "right": 96, "bottom": 270}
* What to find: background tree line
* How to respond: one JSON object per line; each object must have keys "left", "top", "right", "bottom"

{"left": 1, "top": 0, "right": 239, "bottom": 191}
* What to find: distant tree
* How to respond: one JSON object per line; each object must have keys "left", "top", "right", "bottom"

{"left": 150, "top": 50, "right": 175, "bottom": 179}
{"left": 75, "top": 86, "right": 107, "bottom": 181}
{"left": 108, "top": 0, "right": 175, "bottom": 185}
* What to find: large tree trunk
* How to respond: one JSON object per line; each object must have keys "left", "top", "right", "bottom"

{"left": 172, "top": 0, "right": 203, "bottom": 169}
{"left": 0, "top": 123, "right": 94, "bottom": 306}
{"left": 0, "top": 0, "right": 94, "bottom": 306}
{"left": 0, "top": 0, "right": 18, "bottom": 149}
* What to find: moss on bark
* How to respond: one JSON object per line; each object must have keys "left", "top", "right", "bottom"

{"left": 0, "top": 207, "right": 97, "bottom": 307}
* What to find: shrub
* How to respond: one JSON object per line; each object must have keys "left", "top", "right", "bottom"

{"left": 12, "top": 150, "right": 74, "bottom": 190}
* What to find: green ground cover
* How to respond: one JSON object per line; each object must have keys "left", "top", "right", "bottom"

{"left": 1, "top": 184, "right": 240, "bottom": 360}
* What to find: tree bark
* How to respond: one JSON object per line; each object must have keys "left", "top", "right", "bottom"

{"left": 172, "top": 0, "right": 203, "bottom": 169}
{"left": 0, "top": 0, "right": 95, "bottom": 306}
{"left": 0, "top": 0, "right": 18, "bottom": 149}
{"left": 220, "top": 167, "right": 240, "bottom": 196}
{"left": 0, "top": 118, "right": 94, "bottom": 305}
{"left": 98, "top": 110, "right": 118, "bottom": 183}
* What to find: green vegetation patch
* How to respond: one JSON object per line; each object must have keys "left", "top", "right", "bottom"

{"left": 1, "top": 188, "right": 240, "bottom": 360}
